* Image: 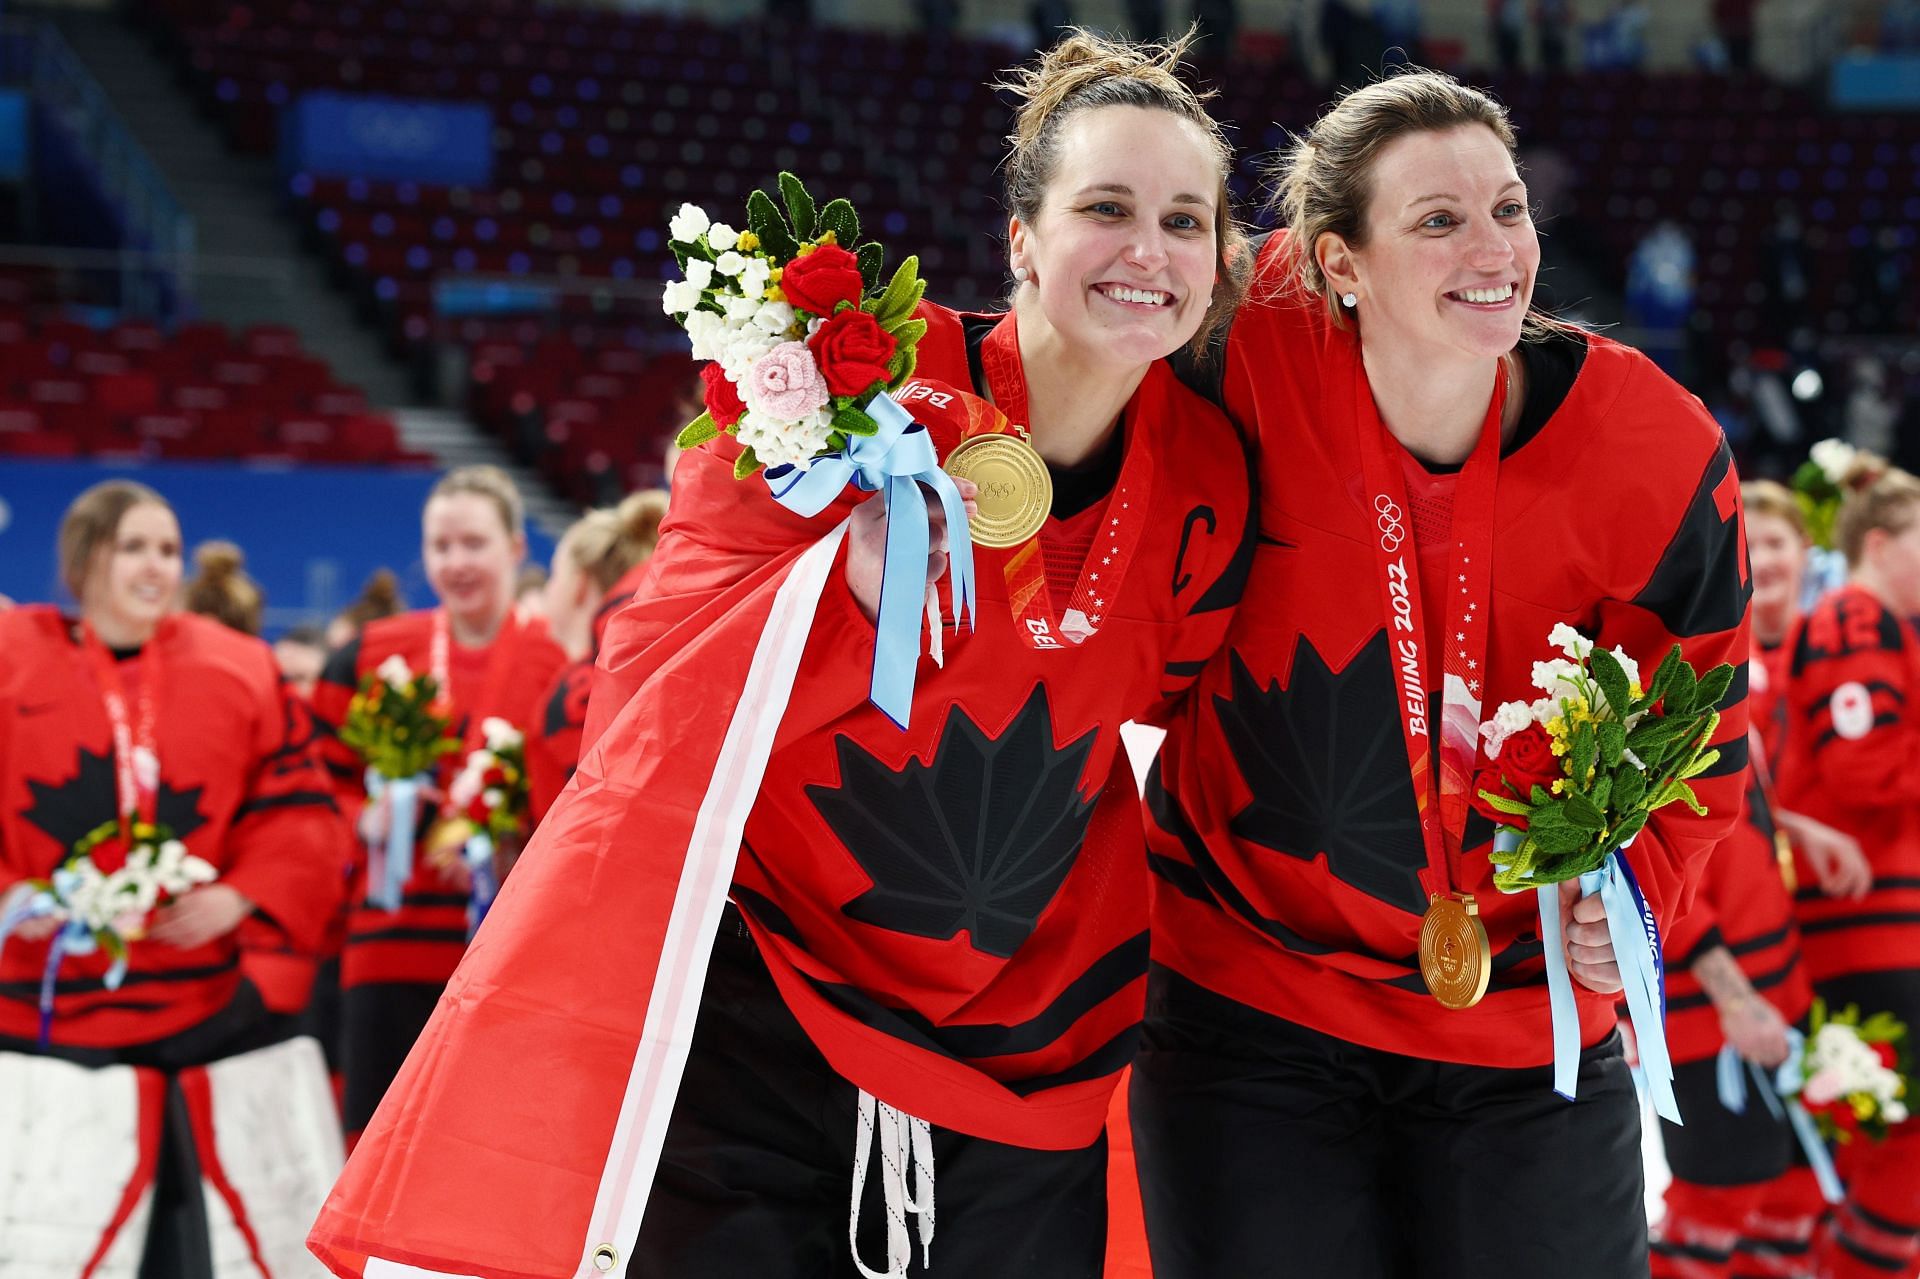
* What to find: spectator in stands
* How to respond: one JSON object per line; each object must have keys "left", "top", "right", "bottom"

{"left": 1490, "top": 0, "right": 1526, "bottom": 71}
{"left": 1713, "top": 0, "right": 1758, "bottom": 71}
{"left": 324, "top": 568, "right": 404, "bottom": 650}
{"left": 1625, "top": 220, "right": 1696, "bottom": 379}
{"left": 1584, "top": 0, "right": 1649, "bottom": 68}
{"left": 1321, "top": 0, "right": 1383, "bottom": 81}
{"left": 1030, "top": 0, "right": 1075, "bottom": 46}
{"left": 1537, "top": 0, "right": 1572, "bottom": 70}
{"left": 1853, "top": 225, "right": 1909, "bottom": 335}
{"left": 1126, "top": 0, "right": 1166, "bottom": 38}
{"left": 1845, "top": 357, "right": 1901, "bottom": 461}
{"left": 1192, "top": 0, "right": 1240, "bottom": 51}
{"left": 183, "top": 539, "right": 263, "bottom": 636}
{"left": 1760, "top": 205, "right": 1811, "bottom": 345}
{"left": 1887, "top": 0, "right": 1920, "bottom": 50}
{"left": 1375, "top": 0, "right": 1424, "bottom": 67}
{"left": 274, "top": 624, "right": 329, "bottom": 700}
{"left": 915, "top": 0, "right": 960, "bottom": 40}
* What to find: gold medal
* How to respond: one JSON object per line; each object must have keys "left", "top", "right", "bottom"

{"left": 1775, "top": 830, "right": 1797, "bottom": 894}
{"left": 1419, "top": 892, "right": 1491, "bottom": 1010}
{"left": 943, "top": 433, "right": 1051, "bottom": 549}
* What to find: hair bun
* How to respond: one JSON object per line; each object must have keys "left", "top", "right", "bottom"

{"left": 193, "top": 540, "right": 244, "bottom": 581}
{"left": 1842, "top": 452, "right": 1890, "bottom": 492}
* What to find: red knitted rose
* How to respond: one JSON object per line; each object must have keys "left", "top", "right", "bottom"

{"left": 700, "top": 362, "right": 745, "bottom": 428}
{"left": 807, "top": 309, "right": 897, "bottom": 398}
{"left": 779, "top": 244, "right": 864, "bottom": 317}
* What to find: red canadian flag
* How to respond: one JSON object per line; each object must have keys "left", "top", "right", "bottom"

{"left": 310, "top": 316, "right": 977, "bottom": 1279}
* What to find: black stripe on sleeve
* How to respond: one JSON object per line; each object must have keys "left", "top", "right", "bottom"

{"left": 1630, "top": 436, "right": 1751, "bottom": 639}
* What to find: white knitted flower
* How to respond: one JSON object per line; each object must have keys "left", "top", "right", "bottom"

{"left": 668, "top": 203, "right": 710, "bottom": 243}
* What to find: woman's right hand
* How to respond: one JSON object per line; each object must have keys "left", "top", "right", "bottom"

{"left": 357, "top": 788, "right": 392, "bottom": 847}
{"left": 8, "top": 914, "right": 59, "bottom": 943}
{"left": 1719, "top": 992, "right": 1793, "bottom": 1070}
{"left": 1780, "top": 809, "right": 1872, "bottom": 900}
{"left": 845, "top": 479, "right": 979, "bottom": 623}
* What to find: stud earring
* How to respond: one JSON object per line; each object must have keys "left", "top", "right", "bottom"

{"left": 1013, "top": 265, "right": 1030, "bottom": 283}
{"left": 1341, "top": 291, "right": 1358, "bottom": 308}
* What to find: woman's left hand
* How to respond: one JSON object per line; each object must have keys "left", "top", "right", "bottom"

{"left": 147, "top": 884, "right": 254, "bottom": 948}
{"left": 1560, "top": 879, "right": 1623, "bottom": 994}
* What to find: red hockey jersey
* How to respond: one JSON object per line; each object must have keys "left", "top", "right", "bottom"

{"left": 526, "top": 568, "right": 647, "bottom": 823}
{"left": 312, "top": 609, "right": 567, "bottom": 989}
{"left": 308, "top": 306, "right": 1253, "bottom": 1279}
{"left": 1778, "top": 582, "right": 1920, "bottom": 981}
{"left": 1146, "top": 236, "right": 1752, "bottom": 1067}
{"left": 1662, "top": 772, "right": 1811, "bottom": 1065}
{"left": 0, "top": 607, "right": 348, "bottom": 1046}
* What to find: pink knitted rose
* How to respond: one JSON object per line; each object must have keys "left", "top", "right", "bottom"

{"left": 741, "top": 341, "right": 830, "bottom": 421}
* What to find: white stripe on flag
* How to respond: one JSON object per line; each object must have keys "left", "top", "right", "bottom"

{"left": 578, "top": 521, "right": 852, "bottom": 1278}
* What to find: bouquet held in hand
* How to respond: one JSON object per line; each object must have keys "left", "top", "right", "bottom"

{"left": 1470, "top": 624, "right": 1735, "bottom": 1123}
{"left": 1472, "top": 624, "right": 1733, "bottom": 892}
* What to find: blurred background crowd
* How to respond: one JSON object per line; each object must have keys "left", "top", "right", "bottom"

{"left": 0, "top": 0, "right": 1912, "bottom": 626}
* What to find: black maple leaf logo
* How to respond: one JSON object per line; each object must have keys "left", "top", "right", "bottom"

{"left": 22, "top": 747, "right": 209, "bottom": 853}
{"left": 1215, "top": 635, "right": 1428, "bottom": 913}
{"left": 810, "top": 685, "right": 1098, "bottom": 958}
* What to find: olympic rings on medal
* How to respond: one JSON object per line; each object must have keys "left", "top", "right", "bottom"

{"left": 1374, "top": 494, "right": 1405, "bottom": 552}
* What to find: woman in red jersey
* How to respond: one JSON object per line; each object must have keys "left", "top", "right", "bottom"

{"left": 1651, "top": 480, "right": 1868, "bottom": 1277}
{"left": 1132, "top": 71, "right": 1752, "bottom": 1276}
{"left": 0, "top": 480, "right": 347, "bottom": 1275}
{"left": 1778, "top": 467, "right": 1920, "bottom": 1278}
{"left": 311, "top": 32, "right": 1252, "bottom": 1279}
{"left": 524, "top": 489, "right": 668, "bottom": 824}
{"left": 311, "top": 464, "right": 567, "bottom": 1139}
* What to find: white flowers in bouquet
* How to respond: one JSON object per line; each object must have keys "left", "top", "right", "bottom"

{"left": 376, "top": 654, "right": 416, "bottom": 691}
{"left": 60, "top": 838, "right": 217, "bottom": 935}
{"left": 1810, "top": 438, "right": 1859, "bottom": 487}
{"left": 1804, "top": 1022, "right": 1909, "bottom": 1123}
{"left": 1480, "top": 625, "right": 1647, "bottom": 759}
{"left": 662, "top": 201, "right": 829, "bottom": 471}
{"left": 479, "top": 716, "right": 522, "bottom": 754}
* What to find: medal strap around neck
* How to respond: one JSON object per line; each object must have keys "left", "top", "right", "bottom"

{"left": 978, "top": 311, "right": 1155, "bottom": 649}
{"left": 434, "top": 606, "right": 526, "bottom": 754}
{"left": 1353, "top": 359, "right": 1507, "bottom": 903}
{"left": 79, "top": 622, "right": 161, "bottom": 832}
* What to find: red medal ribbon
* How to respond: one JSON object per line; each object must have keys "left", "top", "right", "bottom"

{"left": 977, "top": 312, "right": 1154, "bottom": 651}
{"left": 79, "top": 622, "right": 162, "bottom": 836}
{"left": 1351, "top": 359, "right": 1507, "bottom": 902}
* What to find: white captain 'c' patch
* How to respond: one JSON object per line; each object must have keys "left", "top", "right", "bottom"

{"left": 1830, "top": 681, "right": 1875, "bottom": 740}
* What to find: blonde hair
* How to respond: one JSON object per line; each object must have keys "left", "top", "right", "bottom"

{"left": 183, "top": 540, "right": 264, "bottom": 635}
{"left": 58, "top": 480, "right": 172, "bottom": 601}
{"left": 1837, "top": 467, "right": 1920, "bottom": 569}
{"left": 429, "top": 464, "right": 525, "bottom": 541}
{"left": 1270, "top": 69, "right": 1527, "bottom": 331}
{"left": 996, "top": 27, "right": 1247, "bottom": 353}
{"left": 1741, "top": 480, "right": 1808, "bottom": 543}
{"left": 565, "top": 489, "right": 668, "bottom": 594}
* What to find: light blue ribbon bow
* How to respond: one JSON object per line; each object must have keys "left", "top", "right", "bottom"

{"left": 463, "top": 832, "right": 497, "bottom": 939}
{"left": 1501, "top": 829, "right": 1680, "bottom": 1123}
{"left": 365, "top": 770, "right": 426, "bottom": 912}
{"left": 1717, "top": 1029, "right": 1845, "bottom": 1203}
{"left": 763, "top": 391, "right": 976, "bottom": 730}
{"left": 0, "top": 876, "right": 129, "bottom": 1048}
